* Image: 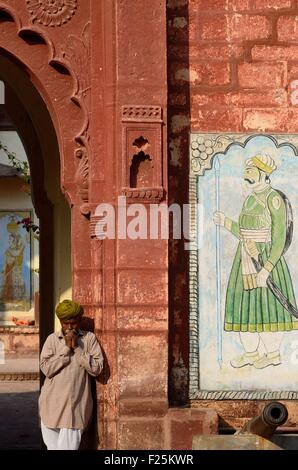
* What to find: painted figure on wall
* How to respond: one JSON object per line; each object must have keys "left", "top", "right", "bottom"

{"left": 214, "top": 154, "right": 298, "bottom": 369}
{"left": 0, "top": 217, "right": 26, "bottom": 305}
{"left": 2, "top": 233, "right": 25, "bottom": 302}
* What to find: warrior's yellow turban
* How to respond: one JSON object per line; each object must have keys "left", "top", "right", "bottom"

{"left": 246, "top": 154, "right": 277, "bottom": 175}
{"left": 55, "top": 300, "right": 83, "bottom": 320}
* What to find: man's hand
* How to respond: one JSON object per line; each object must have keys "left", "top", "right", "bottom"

{"left": 256, "top": 268, "right": 269, "bottom": 288}
{"left": 64, "top": 332, "right": 73, "bottom": 349}
{"left": 213, "top": 211, "right": 225, "bottom": 227}
{"left": 64, "top": 329, "right": 78, "bottom": 350}
{"left": 71, "top": 332, "right": 79, "bottom": 350}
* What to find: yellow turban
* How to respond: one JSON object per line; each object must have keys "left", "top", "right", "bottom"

{"left": 55, "top": 300, "right": 83, "bottom": 320}
{"left": 246, "top": 154, "right": 277, "bottom": 175}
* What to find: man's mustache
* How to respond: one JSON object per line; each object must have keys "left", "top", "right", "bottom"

{"left": 244, "top": 178, "right": 255, "bottom": 184}
{"left": 64, "top": 328, "right": 78, "bottom": 334}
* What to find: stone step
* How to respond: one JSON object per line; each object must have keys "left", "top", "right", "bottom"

{"left": 0, "top": 358, "right": 39, "bottom": 381}
{"left": 0, "top": 373, "right": 39, "bottom": 381}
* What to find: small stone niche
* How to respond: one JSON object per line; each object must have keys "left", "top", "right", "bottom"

{"left": 130, "top": 151, "right": 153, "bottom": 188}
{"left": 121, "top": 105, "right": 164, "bottom": 202}
{"left": 130, "top": 136, "right": 153, "bottom": 188}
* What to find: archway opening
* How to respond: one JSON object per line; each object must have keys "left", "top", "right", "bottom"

{"left": 0, "top": 50, "right": 71, "bottom": 449}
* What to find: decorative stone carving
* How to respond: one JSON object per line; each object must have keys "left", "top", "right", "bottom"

{"left": 121, "top": 187, "right": 164, "bottom": 201}
{"left": 90, "top": 216, "right": 104, "bottom": 239}
{"left": 62, "top": 22, "right": 91, "bottom": 95}
{"left": 122, "top": 106, "right": 162, "bottom": 123}
{"left": 26, "top": 0, "right": 77, "bottom": 27}
{"left": 75, "top": 147, "right": 90, "bottom": 216}
{"left": 62, "top": 23, "right": 91, "bottom": 156}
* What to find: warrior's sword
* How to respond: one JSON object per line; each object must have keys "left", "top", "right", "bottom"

{"left": 215, "top": 156, "right": 223, "bottom": 367}
{"left": 252, "top": 257, "right": 298, "bottom": 319}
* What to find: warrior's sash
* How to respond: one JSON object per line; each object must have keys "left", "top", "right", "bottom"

{"left": 240, "top": 228, "right": 271, "bottom": 290}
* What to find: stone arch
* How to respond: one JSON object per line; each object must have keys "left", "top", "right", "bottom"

{"left": 0, "top": 3, "right": 90, "bottom": 342}
{"left": 0, "top": 2, "right": 91, "bottom": 212}
{"left": 0, "top": 51, "right": 72, "bottom": 347}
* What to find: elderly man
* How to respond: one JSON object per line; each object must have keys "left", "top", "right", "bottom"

{"left": 214, "top": 154, "right": 298, "bottom": 369}
{"left": 39, "top": 300, "right": 103, "bottom": 450}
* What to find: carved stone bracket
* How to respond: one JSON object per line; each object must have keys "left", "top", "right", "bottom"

{"left": 121, "top": 105, "right": 164, "bottom": 203}
{"left": 90, "top": 215, "right": 103, "bottom": 239}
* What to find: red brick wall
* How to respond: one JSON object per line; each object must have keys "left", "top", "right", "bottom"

{"left": 168, "top": 0, "right": 298, "bottom": 403}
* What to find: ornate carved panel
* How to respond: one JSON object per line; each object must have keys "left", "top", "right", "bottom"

{"left": 122, "top": 105, "right": 162, "bottom": 122}
{"left": 26, "top": 0, "right": 78, "bottom": 27}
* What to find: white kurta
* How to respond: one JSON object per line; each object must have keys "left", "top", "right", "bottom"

{"left": 39, "top": 330, "right": 103, "bottom": 430}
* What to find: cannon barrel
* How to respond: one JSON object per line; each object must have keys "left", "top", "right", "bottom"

{"left": 239, "top": 402, "right": 288, "bottom": 438}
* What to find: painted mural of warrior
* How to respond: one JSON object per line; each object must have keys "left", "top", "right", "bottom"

{"left": 214, "top": 154, "right": 298, "bottom": 369}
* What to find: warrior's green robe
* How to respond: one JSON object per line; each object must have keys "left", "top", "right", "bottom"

{"left": 224, "top": 185, "right": 298, "bottom": 332}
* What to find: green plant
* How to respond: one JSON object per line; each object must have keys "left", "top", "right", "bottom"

{"left": 0, "top": 141, "right": 30, "bottom": 184}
